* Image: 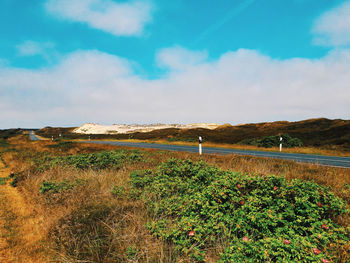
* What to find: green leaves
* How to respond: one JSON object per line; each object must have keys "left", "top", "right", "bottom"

{"left": 39, "top": 179, "right": 87, "bottom": 194}
{"left": 241, "top": 133, "right": 303, "bottom": 148}
{"left": 36, "top": 149, "right": 144, "bottom": 171}
{"left": 131, "top": 159, "right": 349, "bottom": 262}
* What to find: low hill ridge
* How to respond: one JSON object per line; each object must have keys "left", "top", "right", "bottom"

{"left": 36, "top": 118, "right": 350, "bottom": 149}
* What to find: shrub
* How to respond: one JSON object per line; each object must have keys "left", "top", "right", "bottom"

{"left": 46, "top": 141, "right": 77, "bottom": 150}
{"left": 0, "top": 177, "right": 9, "bottom": 185}
{"left": 39, "top": 179, "right": 87, "bottom": 194}
{"left": 111, "top": 185, "right": 125, "bottom": 198}
{"left": 0, "top": 139, "right": 11, "bottom": 148}
{"left": 131, "top": 159, "right": 349, "bottom": 262}
{"left": 125, "top": 245, "right": 138, "bottom": 260}
{"left": 240, "top": 134, "right": 303, "bottom": 148}
{"left": 10, "top": 175, "right": 18, "bottom": 187}
{"left": 36, "top": 149, "right": 144, "bottom": 171}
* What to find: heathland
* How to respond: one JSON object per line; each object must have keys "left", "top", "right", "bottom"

{"left": 0, "top": 128, "right": 349, "bottom": 262}
{"left": 36, "top": 118, "right": 350, "bottom": 155}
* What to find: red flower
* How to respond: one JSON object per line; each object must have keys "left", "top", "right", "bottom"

{"left": 273, "top": 186, "right": 278, "bottom": 191}
{"left": 313, "top": 248, "right": 321, "bottom": 255}
{"left": 242, "top": 236, "right": 249, "bottom": 242}
{"left": 318, "top": 234, "right": 322, "bottom": 239}
{"left": 237, "top": 184, "right": 242, "bottom": 189}
{"left": 239, "top": 200, "right": 245, "bottom": 205}
{"left": 317, "top": 202, "right": 323, "bottom": 207}
{"left": 188, "top": 230, "right": 195, "bottom": 237}
{"left": 283, "top": 239, "right": 291, "bottom": 245}
{"left": 321, "top": 259, "right": 330, "bottom": 263}
{"left": 321, "top": 224, "right": 329, "bottom": 230}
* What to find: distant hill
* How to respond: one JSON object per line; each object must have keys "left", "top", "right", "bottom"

{"left": 0, "top": 129, "right": 23, "bottom": 140}
{"left": 36, "top": 118, "right": 350, "bottom": 149}
{"left": 72, "top": 123, "right": 219, "bottom": 134}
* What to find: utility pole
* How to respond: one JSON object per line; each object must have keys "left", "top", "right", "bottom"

{"left": 199, "top": 136, "right": 202, "bottom": 155}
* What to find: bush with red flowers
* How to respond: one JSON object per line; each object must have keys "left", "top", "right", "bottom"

{"left": 131, "top": 158, "right": 349, "bottom": 262}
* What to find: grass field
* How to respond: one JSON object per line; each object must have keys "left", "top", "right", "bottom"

{"left": 0, "top": 134, "right": 349, "bottom": 262}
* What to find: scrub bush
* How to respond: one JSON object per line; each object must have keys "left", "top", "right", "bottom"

{"left": 131, "top": 159, "right": 349, "bottom": 262}
{"left": 241, "top": 134, "right": 303, "bottom": 148}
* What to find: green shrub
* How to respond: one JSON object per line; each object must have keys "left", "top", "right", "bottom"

{"left": 131, "top": 159, "right": 349, "bottom": 262}
{"left": 0, "top": 177, "right": 9, "bottom": 185}
{"left": 0, "top": 139, "right": 11, "bottom": 148}
{"left": 125, "top": 245, "right": 138, "bottom": 260}
{"left": 46, "top": 141, "right": 77, "bottom": 150}
{"left": 36, "top": 149, "right": 144, "bottom": 171}
{"left": 10, "top": 175, "right": 18, "bottom": 187}
{"left": 240, "top": 134, "right": 303, "bottom": 148}
{"left": 111, "top": 185, "right": 125, "bottom": 198}
{"left": 39, "top": 179, "right": 87, "bottom": 194}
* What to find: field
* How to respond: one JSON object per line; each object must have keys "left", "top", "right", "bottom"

{"left": 0, "top": 133, "right": 349, "bottom": 262}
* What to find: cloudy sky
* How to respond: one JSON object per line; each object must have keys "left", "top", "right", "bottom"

{"left": 1, "top": 0, "right": 350, "bottom": 128}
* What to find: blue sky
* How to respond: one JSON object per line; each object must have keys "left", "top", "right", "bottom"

{"left": 1, "top": 0, "right": 350, "bottom": 128}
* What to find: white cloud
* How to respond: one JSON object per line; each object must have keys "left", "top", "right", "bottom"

{"left": 1, "top": 47, "right": 350, "bottom": 128}
{"left": 312, "top": 1, "right": 350, "bottom": 46}
{"left": 16, "top": 41, "right": 55, "bottom": 57}
{"left": 156, "top": 46, "right": 208, "bottom": 71}
{"left": 45, "top": 0, "right": 152, "bottom": 36}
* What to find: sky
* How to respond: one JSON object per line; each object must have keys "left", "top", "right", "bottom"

{"left": 1, "top": 0, "right": 350, "bottom": 128}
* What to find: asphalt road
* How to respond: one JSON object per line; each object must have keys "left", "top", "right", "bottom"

{"left": 29, "top": 131, "right": 40, "bottom": 141}
{"left": 82, "top": 140, "right": 350, "bottom": 168}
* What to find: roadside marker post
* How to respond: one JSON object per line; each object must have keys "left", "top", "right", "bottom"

{"left": 51, "top": 136, "right": 54, "bottom": 141}
{"left": 279, "top": 136, "right": 282, "bottom": 152}
{"left": 199, "top": 136, "right": 202, "bottom": 155}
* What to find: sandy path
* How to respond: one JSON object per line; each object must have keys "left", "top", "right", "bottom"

{"left": 0, "top": 154, "right": 49, "bottom": 263}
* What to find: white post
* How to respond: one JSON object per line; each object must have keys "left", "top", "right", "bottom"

{"left": 51, "top": 136, "right": 54, "bottom": 141}
{"left": 199, "top": 136, "right": 202, "bottom": 155}
{"left": 279, "top": 136, "right": 282, "bottom": 152}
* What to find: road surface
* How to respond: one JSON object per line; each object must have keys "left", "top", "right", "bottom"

{"left": 29, "top": 131, "right": 40, "bottom": 141}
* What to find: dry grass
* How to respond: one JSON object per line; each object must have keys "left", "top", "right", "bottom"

{"left": 0, "top": 135, "right": 349, "bottom": 262}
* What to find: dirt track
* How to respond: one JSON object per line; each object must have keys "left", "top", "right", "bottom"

{"left": 0, "top": 154, "right": 48, "bottom": 263}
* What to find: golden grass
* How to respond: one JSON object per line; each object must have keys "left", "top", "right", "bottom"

{"left": 1, "top": 135, "right": 349, "bottom": 262}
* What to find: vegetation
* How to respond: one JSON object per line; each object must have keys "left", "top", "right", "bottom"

{"left": 0, "top": 128, "right": 23, "bottom": 140}
{"left": 240, "top": 134, "right": 303, "bottom": 148}
{"left": 45, "top": 141, "right": 78, "bottom": 150}
{"left": 0, "top": 177, "right": 9, "bottom": 185}
{"left": 131, "top": 159, "right": 348, "bottom": 262}
{"left": 39, "top": 179, "right": 88, "bottom": 194}
{"left": 34, "top": 149, "right": 144, "bottom": 171}
{"left": 0, "top": 134, "right": 349, "bottom": 262}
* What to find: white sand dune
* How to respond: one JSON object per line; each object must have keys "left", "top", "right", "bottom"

{"left": 73, "top": 123, "right": 220, "bottom": 134}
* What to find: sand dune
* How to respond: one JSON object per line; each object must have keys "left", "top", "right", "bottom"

{"left": 73, "top": 123, "right": 220, "bottom": 134}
